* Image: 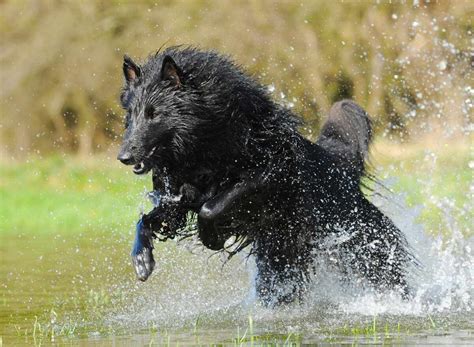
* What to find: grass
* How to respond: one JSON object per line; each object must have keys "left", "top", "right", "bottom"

{"left": 0, "top": 154, "right": 152, "bottom": 235}
{"left": 10, "top": 311, "right": 443, "bottom": 346}
{"left": 0, "top": 140, "right": 470, "bottom": 237}
{"left": 371, "top": 139, "right": 471, "bottom": 237}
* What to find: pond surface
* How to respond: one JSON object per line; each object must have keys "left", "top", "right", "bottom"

{"left": 1, "top": 219, "right": 473, "bottom": 346}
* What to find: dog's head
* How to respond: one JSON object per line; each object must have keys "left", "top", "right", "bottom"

{"left": 117, "top": 54, "right": 198, "bottom": 174}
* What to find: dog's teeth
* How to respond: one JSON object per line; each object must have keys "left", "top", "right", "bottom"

{"left": 133, "top": 162, "right": 147, "bottom": 175}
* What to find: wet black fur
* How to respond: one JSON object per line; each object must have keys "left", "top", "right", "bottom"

{"left": 118, "top": 46, "right": 413, "bottom": 306}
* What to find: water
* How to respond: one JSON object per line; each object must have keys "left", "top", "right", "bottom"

{"left": 1, "top": 191, "right": 473, "bottom": 346}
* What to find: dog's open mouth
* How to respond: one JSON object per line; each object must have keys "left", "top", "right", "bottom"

{"left": 132, "top": 146, "right": 157, "bottom": 175}
{"left": 133, "top": 162, "right": 149, "bottom": 175}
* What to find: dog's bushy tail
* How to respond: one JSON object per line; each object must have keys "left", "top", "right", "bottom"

{"left": 317, "top": 99, "right": 372, "bottom": 180}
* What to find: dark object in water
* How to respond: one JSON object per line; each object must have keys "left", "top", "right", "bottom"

{"left": 117, "top": 47, "right": 413, "bottom": 306}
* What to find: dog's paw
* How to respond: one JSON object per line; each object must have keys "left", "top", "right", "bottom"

{"left": 131, "top": 218, "right": 155, "bottom": 281}
{"left": 131, "top": 248, "right": 155, "bottom": 281}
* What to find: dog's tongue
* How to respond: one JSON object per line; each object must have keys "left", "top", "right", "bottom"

{"left": 133, "top": 162, "right": 148, "bottom": 175}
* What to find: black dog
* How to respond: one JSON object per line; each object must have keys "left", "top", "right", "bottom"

{"left": 117, "top": 47, "right": 413, "bottom": 306}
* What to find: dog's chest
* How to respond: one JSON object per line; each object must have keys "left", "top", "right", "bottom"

{"left": 180, "top": 166, "right": 221, "bottom": 191}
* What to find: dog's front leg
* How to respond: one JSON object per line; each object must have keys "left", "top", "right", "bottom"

{"left": 131, "top": 203, "right": 187, "bottom": 281}
{"left": 131, "top": 217, "right": 156, "bottom": 281}
{"left": 197, "top": 175, "right": 264, "bottom": 250}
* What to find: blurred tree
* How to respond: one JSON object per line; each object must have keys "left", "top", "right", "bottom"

{"left": 0, "top": 0, "right": 472, "bottom": 156}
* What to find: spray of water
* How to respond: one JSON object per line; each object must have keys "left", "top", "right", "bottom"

{"left": 303, "top": 188, "right": 473, "bottom": 317}
{"left": 106, "top": 172, "right": 472, "bottom": 333}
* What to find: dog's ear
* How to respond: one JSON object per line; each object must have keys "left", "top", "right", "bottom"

{"left": 123, "top": 55, "right": 141, "bottom": 83}
{"left": 161, "top": 55, "right": 182, "bottom": 87}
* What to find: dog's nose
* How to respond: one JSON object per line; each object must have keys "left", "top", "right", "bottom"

{"left": 117, "top": 151, "right": 134, "bottom": 165}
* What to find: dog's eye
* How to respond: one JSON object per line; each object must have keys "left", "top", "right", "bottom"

{"left": 144, "top": 105, "right": 155, "bottom": 120}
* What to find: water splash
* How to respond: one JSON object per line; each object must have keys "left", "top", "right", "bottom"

{"left": 107, "top": 180, "right": 473, "bottom": 332}
{"left": 314, "top": 189, "right": 474, "bottom": 316}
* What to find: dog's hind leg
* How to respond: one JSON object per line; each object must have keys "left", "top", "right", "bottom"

{"left": 254, "top": 229, "right": 311, "bottom": 307}
{"left": 341, "top": 198, "right": 413, "bottom": 297}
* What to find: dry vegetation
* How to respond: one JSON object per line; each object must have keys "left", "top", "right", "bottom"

{"left": 0, "top": 0, "right": 472, "bottom": 156}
